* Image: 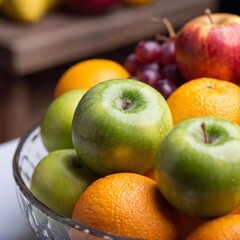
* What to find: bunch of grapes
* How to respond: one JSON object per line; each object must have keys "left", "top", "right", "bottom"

{"left": 124, "top": 38, "right": 185, "bottom": 99}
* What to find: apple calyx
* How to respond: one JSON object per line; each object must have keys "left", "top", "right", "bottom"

{"left": 204, "top": 8, "right": 213, "bottom": 25}
{"left": 201, "top": 122, "right": 210, "bottom": 144}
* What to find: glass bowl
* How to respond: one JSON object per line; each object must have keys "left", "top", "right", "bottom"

{"left": 13, "top": 125, "right": 137, "bottom": 240}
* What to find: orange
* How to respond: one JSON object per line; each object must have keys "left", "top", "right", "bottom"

{"left": 228, "top": 204, "right": 240, "bottom": 215}
{"left": 71, "top": 172, "right": 182, "bottom": 240}
{"left": 54, "top": 59, "right": 130, "bottom": 98}
{"left": 186, "top": 214, "right": 240, "bottom": 240}
{"left": 167, "top": 77, "right": 240, "bottom": 125}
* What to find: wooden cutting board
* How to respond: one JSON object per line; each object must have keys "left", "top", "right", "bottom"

{"left": 0, "top": 0, "right": 219, "bottom": 75}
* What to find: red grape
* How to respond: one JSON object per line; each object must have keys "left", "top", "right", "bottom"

{"left": 161, "top": 64, "right": 185, "bottom": 86}
{"left": 123, "top": 33, "right": 184, "bottom": 97}
{"left": 124, "top": 53, "right": 143, "bottom": 76}
{"left": 137, "top": 68, "right": 162, "bottom": 86}
{"left": 153, "top": 78, "right": 177, "bottom": 99}
{"left": 141, "top": 62, "right": 161, "bottom": 72}
{"left": 158, "top": 41, "right": 176, "bottom": 66}
{"left": 135, "top": 40, "right": 162, "bottom": 64}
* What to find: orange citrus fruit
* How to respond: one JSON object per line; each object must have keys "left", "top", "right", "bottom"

{"left": 167, "top": 78, "right": 240, "bottom": 125}
{"left": 230, "top": 206, "right": 240, "bottom": 215}
{"left": 54, "top": 59, "right": 130, "bottom": 98}
{"left": 186, "top": 214, "right": 240, "bottom": 240}
{"left": 71, "top": 172, "right": 182, "bottom": 240}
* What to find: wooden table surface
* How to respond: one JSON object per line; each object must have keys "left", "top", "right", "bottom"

{"left": 0, "top": 0, "right": 220, "bottom": 76}
{"left": 0, "top": 0, "right": 220, "bottom": 143}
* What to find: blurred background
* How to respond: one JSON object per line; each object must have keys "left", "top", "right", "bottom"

{"left": 0, "top": 0, "right": 235, "bottom": 143}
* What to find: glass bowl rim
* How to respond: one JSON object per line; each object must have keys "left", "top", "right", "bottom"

{"left": 12, "top": 124, "right": 137, "bottom": 240}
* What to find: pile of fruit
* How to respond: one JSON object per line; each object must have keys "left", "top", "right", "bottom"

{"left": 0, "top": 0, "right": 154, "bottom": 23}
{"left": 29, "top": 10, "right": 240, "bottom": 240}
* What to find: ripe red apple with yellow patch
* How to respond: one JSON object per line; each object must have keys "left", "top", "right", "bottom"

{"left": 175, "top": 10, "right": 240, "bottom": 83}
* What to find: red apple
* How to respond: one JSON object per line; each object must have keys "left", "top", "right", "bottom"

{"left": 64, "top": 0, "right": 120, "bottom": 14}
{"left": 175, "top": 10, "right": 240, "bottom": 83}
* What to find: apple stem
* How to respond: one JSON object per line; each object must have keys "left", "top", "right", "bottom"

{"left": 201, "top": 122, "right": 210, "bottom": 144}
{"left": 123, "top": 99, "right": 132, "bottom": 110}
{"left": 204, "top": 8, "right": 213, "bottom": 25}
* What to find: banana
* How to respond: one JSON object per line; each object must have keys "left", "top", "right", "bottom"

{"left": 1, "top": 0, "right": 61, "bottom": 23}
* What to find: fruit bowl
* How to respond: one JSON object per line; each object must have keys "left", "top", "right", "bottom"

{"left": 12, "top": 125, "right": 136, "bottom": 240}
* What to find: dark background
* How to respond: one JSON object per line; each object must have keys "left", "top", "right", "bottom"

{"left": 219, "top": 0, "right": 240, "bottom": 14}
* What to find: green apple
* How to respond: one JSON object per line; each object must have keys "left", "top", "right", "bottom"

{"left": 155, "top": 116, "right": 240, "bottom": 219}
{"left": 72, "top": 78, "right": 173, "bottom": 176}
{"left": 30, "top": 149, "right": 99, "bottom": 218}
{"left": 41, "top": 89, "right": 86, "bottom": 152}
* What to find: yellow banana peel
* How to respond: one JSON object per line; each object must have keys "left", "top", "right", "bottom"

{"left": 1, "top": 0, "right": 61, "bottom": 23}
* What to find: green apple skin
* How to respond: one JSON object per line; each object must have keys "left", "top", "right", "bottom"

{"left": 41, "top": 89, "right": 87, "bottom": 152}
{"left": 30, "top": 149, "right": 99, "bottom": 218}
{"left": 155, "top": 116, "right": 240, "bottom": 219}
{"left": 72, "top": 78, "right": 173, "bottom": 176}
